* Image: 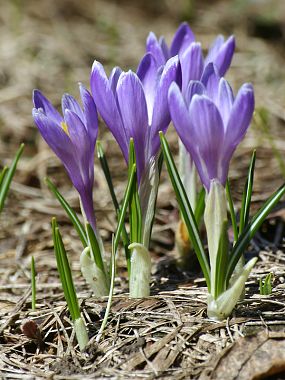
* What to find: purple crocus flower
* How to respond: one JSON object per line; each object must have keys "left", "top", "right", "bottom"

{"left": 32, "top": 85, "right": 98, "bottom": 230}
{"left": 90, "top": 54, "right": 181, "bottom": 183}
{"left": 146, "top": 22, "right": 235, "bottom": 93}
{"left": 168, "top": 63, "right": 254, "bottom": 191}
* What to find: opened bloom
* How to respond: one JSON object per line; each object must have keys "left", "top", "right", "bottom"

{"left": 90, "top": 54, "right": 181, "bottom": 183}
{"left": 168, "top": 63, "right": 254, "bottom": 191}
{"left": 32, "top": 85, "right": 98, "bottom": 230}
{"left": 146, "top": 22, "right": 235, "bottom": 93}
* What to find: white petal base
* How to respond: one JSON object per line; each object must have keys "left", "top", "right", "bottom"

{"left": 80, "top": 247, "right": 109, "bottom": 297}
{"left": 129, "top": 243, "right": 151, "bottom": 298}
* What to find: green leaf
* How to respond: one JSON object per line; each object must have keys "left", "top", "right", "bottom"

{"left": 114, "top": 163, "right": 136, "bottom": 252}
{"left": 96, "top": 140, "right": 120, "bottom": 211}
{"left": 0, "top": 167, "right": 8, "bottom": 188}
{"left": 239, "top": 150, "right": 256, "bottom": 235}
{"left": 86, "top": 222, "right": 105, "bottom": 274}
{"left": 214, "top": 221, "right": 229, "bottom": 298}
{"left": 128, "top": 139, "right": 142, "bottom": 244}
{"left": 159, "top": 132, "right": 210, "bottom": 290}
{"left": 194, "top": 187, "right": 205, "bottom": 226}
{"left": 96, "top": 140, "right": 130, "bottom": 272}
{"left": 52, "top": 218, "right": 80, "bottom": 321}
{"left": 0, "top": 143, "right": 24, "bottom": 212}
{"left": 226, "top": 183, "right": 285, "bottom": 284}
{"left": 226, "top": 179, "right": 238, "bottom": 244}
{"left": 45, "top": 178, "right": 88, "bottom": 247}
{"left": 259, "top": 272, "right": 273, "bottom": 295}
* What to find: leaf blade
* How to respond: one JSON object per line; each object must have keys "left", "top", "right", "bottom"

{"left": 46, "top": 178, "right": 88, "bottom": 247}
{"left": 159, "top": 132, "right": 210, "bottom": 290}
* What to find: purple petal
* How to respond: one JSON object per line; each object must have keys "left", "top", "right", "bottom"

{"left": 189, "top": 95, "right": 225, "bottom": 189}
{"left": 90, "top": 60, "right": 129, "bottom": 162}
{"left": 137, "top": 53, "right": 160, "bottom": 125}
{"left": 205, "top": 35, "right": 225, "bottom": 64}
{"left": 109, "top": 66, "right": 122, "bottom": 94}
{"left": 217, "top": 78, "right": 234, "bottom": 127}
{"left": 184, "top": 80, "right": 206, "bottom": 106}
{"left": 159, "top": 36, "right": 170, "bottom": 61}
{"left": 225, "top": 83, "right": 254, "bottom": 148}
{"left": 79, "top": 84, "right": 98, "bottom": 145}
{"left": 150, "top": 56, "right": 181, "bottom": 157}
{"left": 206, "top": 35, "right": 235, "bottom": 76}
{"left": 64, "top": 109, "right": 95, "bottom": 201}
{"left": 180, "top": 42, "right": 204, "bottom": 93}
{"left": 116, "top": 71, "right": 149, "bottom": 181}
{"left": 33, "top": 108, "right": 71, "bottom": 163}
{"left": 170, "top": 22, "right": 195, "bottom": 56}
{"left": 79, "top": 189, "right": 96, "bottom": 231}
{"left": 168, "top": 82, "right": 192, "bottom": 152}
{"left": 202, "top": 63, "right": 220, "bottom": 105}
{"left": 64, "top": 109, "right": 90, "bottom": 160}
{"left": 33, "top": 90, "right": 63, "bottom": 125}
{"left": 32, "top": 108, "right": 84, "bottom": 190}
{"left": 220, "top": 84, "right": 254, "bottom": 185}
{"left": 146, "top": 32, "right": 167, "bottom": 66}
{"left": 61, "top": 93, "right": 84, "bottom": 122}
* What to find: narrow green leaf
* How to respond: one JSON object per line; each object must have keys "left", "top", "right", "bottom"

{"left": 226, "top": 183, "right": 285, "bottom": 284}
{"left": 86, "top": 222, "right": 105, "bottom": 274}
{"left": 159, "top": 132, "right": 210, "bottom": 289}
{"left": 31, "top": 256, "right": 36, "bottom": 311}
{"left": 260, "top": 272, "right": 272, "bottom": 295}
{"left": 194, "top": 187, "right": 205, "bottom": 226}
{"left": 56, "top": 227, "right": 80, "bottom": 320}
{"left": 128, "top": 139, "right": 142, "bottom": 244}
{"left": 147, "top": 152, "right": 163, "bottom": 245}
{"left": 214, "top": 221, "right": 229, "bottom": 298}
{"left": 52, "top": 218, "right": 80, "bottom": 321}
{"left": 226, "top": 179, "right": 238, "bottom": 244}
{"left": 96, "top": 141, "right": 120, "bottom": 210}
{"left": 0, "top": 167, "right": 8, "bottom": 188}
{"left": 46, "top": 178, "right": 88, "bottom": 247}
{"left": 114, "top": 163, "right": 136, "bottom": 252}
{"left": 239, "top": 150, "right": 256, "bottom": 235}
{"left": 0, "top": 143, "right": 24, "bottom": 212}
{"left": 52, "top": 218, "right": 74, "bottom": 319}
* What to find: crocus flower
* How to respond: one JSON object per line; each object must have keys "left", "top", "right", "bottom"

{"left": 32, "top": 85, "right": 98, "bottom": 230}
{"left": 168, "top": 63, "right": 254, "bottom": 191}
{"left": 146, "top": 22, "right": 235, "bottom": 93}
{"left": 90, "top": 54, "right": 181, "bottom": 183}
{"left": 91, "top": 54, "right": 181, "bottom": 299}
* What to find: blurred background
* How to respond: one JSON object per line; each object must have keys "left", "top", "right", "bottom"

{"left": 1, "top": 0, "right": 285, "bottom": 275}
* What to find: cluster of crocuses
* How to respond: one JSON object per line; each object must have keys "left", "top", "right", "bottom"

{"left": 32, "top": 22, "right": 285, "bottom": 321}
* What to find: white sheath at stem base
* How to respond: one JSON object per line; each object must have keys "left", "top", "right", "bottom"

{"left": 80, "top": 247, "right": 109, "bottom": 297}
{"left": 207, "top": 257, "right": 258, "bottom": 321}
{"left": 129, "top": 243, "right": 151, "bottom": 298}
{"left": 74, "top": 317, "right": 89, "bottom": 351}
{"left": 204, "top": 180, "right": 228, "bottom": 297}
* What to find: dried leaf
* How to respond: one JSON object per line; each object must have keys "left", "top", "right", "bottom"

{"left": 200, "top": 331, "right": 285, "bottom": 380}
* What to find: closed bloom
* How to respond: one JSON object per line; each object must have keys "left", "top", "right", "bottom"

{"left": 146, "top": 22, "right": 235, "bottom": 93}
{"left": 90, "top": 54, "right": 181, "bottom": 183}
{"left": 32, "top": 85, "right": 98, "bottom": 230}
{"left": 168, "top": 63, "right": 255, "bottom": 191}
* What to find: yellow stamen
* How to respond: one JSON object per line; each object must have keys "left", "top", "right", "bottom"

{"left": 61, "top": 121, "right": 69, "bottom": 135}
